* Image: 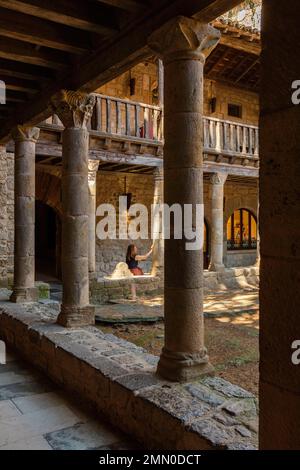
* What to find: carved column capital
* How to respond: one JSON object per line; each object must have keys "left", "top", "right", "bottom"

{"left": 148, "top": 16, "right": 220, "bottom": 63}
{"left": 210, "top": 172, "right": 227, "bottom": 186}
{"left": 153, "top": 166, "right": 163, "bottom": 182}
{"left": 88, "top": 160, "right": 99, "bottom": 185}
{"left": 11, "top": 125, "right": 40, "bottom": 143}
{"left": 50, "top": 90, "right": 96, "bottom": 129}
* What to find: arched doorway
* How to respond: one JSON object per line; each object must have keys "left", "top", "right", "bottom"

{"left": 227, "top": 208, "right": 257, "bottom": 250}
{"left": 35, "top": 201, "right": 62, "bottom": 281}
{"left": 204, "top": 218, "right": 210, "bottom": 270}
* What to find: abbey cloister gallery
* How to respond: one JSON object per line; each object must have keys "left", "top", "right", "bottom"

{"left": 0, "top": 0, "right": 299, "bottom": 453}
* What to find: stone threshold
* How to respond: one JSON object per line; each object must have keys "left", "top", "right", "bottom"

{"left": 0, "top": 297, "right": 258, "bottom": 450}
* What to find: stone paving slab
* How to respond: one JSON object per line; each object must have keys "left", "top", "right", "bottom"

{"left": 0, "top": 381, "right": 55, "bottom": 401}
{"left": 0, "top": 400, "right": 22, "bottom": 419}
{"left": 45, "top": 422, "right": 123, "bottom": 450}
{"left": 0, "top": 296, "right": 258, "bottom": 450}
{"left": 0, "top": 405, "right": 80, "bottom": 447}
{"left": 0, "top": 371, "right": 37, "bottom": 387}
{"left": 95, "top": 289, "right": 259, "bottom": 323}
{"left": 0, "top": 349, "right": 137, "bottom": 450}
{"left": 0, "top": 435, "right": 53, "bottom": 450}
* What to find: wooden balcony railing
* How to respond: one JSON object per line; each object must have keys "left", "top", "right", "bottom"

{"left": 203, "top": 116, "right": 259, "bottom": 158}
{"left": 91, "top": 94, "right": 163, "bottom": 141}
{"left": 46, "top": 94, "right": 259, "bottom": 159}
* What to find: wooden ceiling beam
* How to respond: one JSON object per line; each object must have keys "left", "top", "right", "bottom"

{"left": 0, "top": 37, "right": 67, "bottom": 70}
{"left": 3, "top": 76, "right": 38, "bottom": 94}
{"left": 94, "top": 0, "right": 147, "bottom": 13}
{"left": 205, "top": 47, "right": 231, "bottom": 75}
{"left": 0, "top": 59, "right": 53, "bottom": 81}
{"left": 235, "top": 57, "right": 260, "bottom": 83}
{"left": 0, "top": 7, "right": 90, "bottom": 54}
{"left": 225, "top": 55, "right": 253, "bottom": 80}
{"left": 0, "top": 0, "right": 244, "bottom": 141}
{"left": 219, "top": 35, "right": 261, "bottom": 56}
{"left": 5, "top": 90, "right": 29, "bottom": 103}
{"left": 0, "top": 0, "right": 117, "bottom": 35}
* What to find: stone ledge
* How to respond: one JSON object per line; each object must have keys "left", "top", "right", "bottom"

{"left": 90, "top": 275, "right": 162, "bottom": 305}
{"left": 0, "top": 297, "right": 258, "bottom": 450}
{"left": 204, "top": 267, "right": 259, "bottom": 292}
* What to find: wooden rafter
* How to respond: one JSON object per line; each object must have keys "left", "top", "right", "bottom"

{"left": 0, "top": 0, "right": 245, "bottom": 142}
{"left": 0, "top": 8, "right": 91, "bottom": 54}
{"left": 94, "top": 0, "right": 147, "bottom": 13}
{"left": 0, "top": 0, "right": 117, "bottom": 35}
{"left": 0, "top": 37, "right": 67, "bottom": 69}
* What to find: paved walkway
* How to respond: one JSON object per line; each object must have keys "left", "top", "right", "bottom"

{"left": 0, "top": 350, "right": 137, "bottom": 450}
{"left": 95, "top": 288, "right": 259, "bottom": 323}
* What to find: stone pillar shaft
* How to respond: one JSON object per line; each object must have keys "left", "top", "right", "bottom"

{"left": 255, "top": 200, "right": 260, "bottom": 266}
{"left": 209, "top": 173, "right": 227, "bottom": 272}
{"left": 10, "top": 126, "right": 39, "bottom": 303}
{"left": 51, "top": 90, "right": 96, "bottom": 327}
{"left": 149, "top": 17, "right": 220, "bottom": 381}
{"left": 151, "top": 166, "right": 164, "bottom": 278}
{"left": 259, "top": 0, "right": 300, "bottom": 449}
{"left": 0, "top": 145, "right": 8, "bottom": 287}
{"left": 88, "top": 161, "right": 99, "bottom": 274}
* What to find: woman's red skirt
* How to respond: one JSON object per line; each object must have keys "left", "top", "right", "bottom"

{"left": 130, "top": 267, "right": 144, "bottom": 276}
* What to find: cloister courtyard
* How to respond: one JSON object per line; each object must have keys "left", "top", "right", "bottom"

{"left": 0, "top": 0, "right": 300, "bottom": 452}
{"left": 95, "top": 287, "right": 259, "bottom": 397}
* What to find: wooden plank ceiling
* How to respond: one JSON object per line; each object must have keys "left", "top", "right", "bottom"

{"left": 0, "top": 0, "right": 243, "bottom": 141}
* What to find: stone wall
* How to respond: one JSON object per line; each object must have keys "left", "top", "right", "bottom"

{"left": 96, "top": 171, "right": 154, "bottom": 277}
{"left": 90, "top": 275, "right": 160, "bottom": 304}
{"left": 204, "top": 80, "right": 259, "bottom": 126}
{"left": 97, "top": 62, "right": 158, "bottom": 106}
{"left": 226, "top": 251, "right": 257, "bottom": 268}
{"left": 0, "top": 149, "right": 14, "bottom": 287}
{"left": 30, "top": 168, "right": 258, "bottom": 278}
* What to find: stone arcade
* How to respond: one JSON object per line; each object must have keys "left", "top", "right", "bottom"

{"left": 0, "top": 0, "right": 299, "bottom": 450}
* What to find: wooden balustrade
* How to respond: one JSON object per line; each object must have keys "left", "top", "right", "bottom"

{"left": 90, "top": 93, "right": 163, "bottom": 141}
{"left": 203, "top": 116, "right": 259, "bottom": 158}
{"left": 47, "top": 95, "right": 259, "bottom": 159}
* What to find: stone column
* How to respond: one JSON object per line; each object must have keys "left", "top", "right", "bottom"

{"left": 208, "top": 172, "right": 227, "bottom": 272}
{"left": 158, "top": 59, "right": 164, "bottom": 107}
{"left": 10, "top": 126, "right": 39, "bottom": 303}
{"left": 0, "top": 145, "right": 8, "bottom": 287}
{"left": 88, "top": 160, "right": 99, "bottom": 275}
{"left": 260, "top": 0, "right": 300, "bottom": 449}
{"left": 51, "top": 90, "right": 96, "bottom": 327}
{"left": 151, "top": 166, "right": 164, "bottom": 278}
{"left": 149, "top": 17, "right": 220, "bottom": 381}
{"left": 255, "top": 200, "right": 260, "bottom": 266}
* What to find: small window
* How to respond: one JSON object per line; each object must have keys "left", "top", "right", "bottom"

{"left": 228, "top": 103, "right": 242, "bottom": 118}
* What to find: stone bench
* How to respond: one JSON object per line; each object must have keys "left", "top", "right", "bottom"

{"left": 90, "top": 274, "right": 161, "bottom": 305}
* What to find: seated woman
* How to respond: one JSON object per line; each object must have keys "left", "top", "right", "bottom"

{"left": 126, "top": 243, "right": 153, "bottom": 276}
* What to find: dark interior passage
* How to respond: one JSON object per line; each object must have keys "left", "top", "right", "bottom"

{"left": 35, "top": 201, "right": 61, "bottom": 281}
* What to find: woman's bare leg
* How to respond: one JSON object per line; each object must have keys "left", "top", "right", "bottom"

{"left": 131, "top": 282, "right": 137, "bottom": 301}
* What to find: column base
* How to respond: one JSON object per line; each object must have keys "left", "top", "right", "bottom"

{"left": 89, "top": 271, "right": 97, "bottom": 281}
{"left": 57, "top": 304, "right": 95, "bottom": 328}
{"left": 10, "top": 287, "right": 38, "bottom": 303}
{"left": 157, "top": 348, "right": 215, "bottom": 382}
{"left": 208, "top": 262, "right": 225, "bottom": 272}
